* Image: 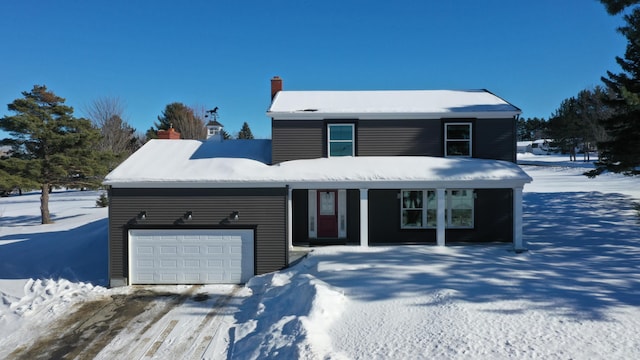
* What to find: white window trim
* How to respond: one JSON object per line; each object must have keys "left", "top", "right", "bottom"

{"left": 400, "top": 189, "right": 474, "bottom": 229}
{"left": 444, "top": 123, "right": 472, "bottom": 157}
{"left": 446, "top": 189, "right": 475, "bottom": 229}
{"left": 327, "top": 123, "right": 355, "bottom": 157}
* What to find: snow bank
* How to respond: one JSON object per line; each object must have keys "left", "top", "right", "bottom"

{"left": 0, "top": 278, "right": 106, "bottom": 346}
{"left": 231, "top": 258, "right": 347, "bottom": 360}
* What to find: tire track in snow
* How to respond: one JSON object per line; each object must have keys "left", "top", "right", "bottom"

{"left": 7, "top": 286, "right": 198, "bottom": 360}
{"left": 134, "top": 285, "right": 242, "bottom": 360}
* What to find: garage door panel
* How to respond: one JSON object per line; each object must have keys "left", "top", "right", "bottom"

{"left": 129, "top": 229, "right": 254, "bottom": 285}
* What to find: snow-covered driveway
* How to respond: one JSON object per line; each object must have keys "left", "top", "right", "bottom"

{"left": 8, "top": 284, "right": 241, "bottom": 360}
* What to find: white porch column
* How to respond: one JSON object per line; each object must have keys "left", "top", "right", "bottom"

{"left": 513, "top": 186, "right": 525, "bottom": 252}
{"left": 436, "top": 188, "right": 446, "bottom": 246}
{"left": 287, "top": 186, "right": 293, "bottom": 250}
{"left": 360, "top": 188, "right": 369, "bottom": 247}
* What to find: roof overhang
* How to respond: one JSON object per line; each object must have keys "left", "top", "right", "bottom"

{"left": 267, "top": 111, "right": 521, "bottom": 121}
{"left": 106, "top": 178, "right": 531, "bottom": 189}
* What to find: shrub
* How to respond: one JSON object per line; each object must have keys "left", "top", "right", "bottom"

{"left": 96, "top": 193, "right": 109, "bottom": 207}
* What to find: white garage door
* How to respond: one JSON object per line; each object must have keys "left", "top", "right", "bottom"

{"left": 128, "top": 229, "right": 254, "bottom": 285}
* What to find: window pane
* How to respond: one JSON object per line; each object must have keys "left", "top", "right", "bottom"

{"left": 447, "top": 125, "right": 470, "bottom": 139}
{"left": 402, "top": 191, "right": 423, "bottom": 209}
{"left": 329, "top": 125, "right": 353, "bottom": 140}
{"left": 426, "top": 209, "right": 437, "bottom": 227}
{"left": 446, "top": 142, "right": 470, "bottom": 156}
{"left": 451, "top": 209, "right": 473, "bottom": 227}
{"left": 402, "top": 210, "right": 423, "bottom": 227}
{"left": 449, "top": 189, "right": 473, "bottom": 227}
{"left": 329, "top": 142, "right": 353, "bottom": 156}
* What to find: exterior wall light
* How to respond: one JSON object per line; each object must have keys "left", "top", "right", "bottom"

{"left": 230, "top": 211, "right": 239, "bottom": 221}
{"left": 184, "top": 211, "right": 193, "bottom": 220}
{"left": 138, "top": 211, "right": 147, "bottom": 220}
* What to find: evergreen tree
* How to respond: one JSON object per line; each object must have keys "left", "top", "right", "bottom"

{"left": 237, "top": 122, "right": 254, "bottom": 139}
{"left": 517, "top": 117, "right": 549, "bottom": 141}
{"left": 150, "top": 102, "right": 206, "bottom": 140}
{"left": 221, "top": 128, "right": 233, "bottom": 140}
{"left": 549, "top": 87, "right": 612, "bottom": 163}
{"left": 0, "top": 85, "right": 105, "bottom": 224}
{"left": 594, "top": 1, "right": 640, "bottom": 176}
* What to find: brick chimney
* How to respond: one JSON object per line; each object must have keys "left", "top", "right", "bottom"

{"left": 157, "top": 126, "right": 181, "bottom": 139}
{"left": 271, "top": 76, "right": 283, "bottom": 100}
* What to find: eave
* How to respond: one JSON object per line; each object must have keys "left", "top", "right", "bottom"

{"left": 267, "top": 111, "right": 521, "bottom": 120}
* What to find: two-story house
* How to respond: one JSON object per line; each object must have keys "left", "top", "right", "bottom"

{"left": 104, "top": 77, "right": 531, "bottom": 287}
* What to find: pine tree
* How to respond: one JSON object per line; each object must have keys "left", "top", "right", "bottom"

{"left": 0, "top": 85, "right": 105, "bottom": 224}
{"left": 594, "top": 1, "right": 640, "bottom": 176}
{"left": 237, "top": 122, "right": 254, "bottom": 139}
{"left": 151, "top": 102, "right": 206, "bottom": 140}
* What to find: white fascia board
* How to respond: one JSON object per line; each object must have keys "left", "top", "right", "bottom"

{"left": 286, "top": 179, "right": 531, "bottom": 190}
{"left": 268, "top": 111, "right": 521, "bottom": 120}
{"left": 108, "top": 178, "right": 531, "bottom": 189}
{"left": 106, "top": 181, "right": 289, "bottom": 188}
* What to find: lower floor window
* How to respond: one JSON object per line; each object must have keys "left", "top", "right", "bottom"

{"left": 401, "top": 189, "right": 474, "bottom": 229}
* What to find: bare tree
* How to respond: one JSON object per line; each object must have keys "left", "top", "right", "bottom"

{"left": 154, "top": 102, "right": 206, "bottom": 140}
{"left": 84, "top": 97, "right": 139, "bottom": 154}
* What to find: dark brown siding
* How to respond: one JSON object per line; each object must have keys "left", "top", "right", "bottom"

{"left": 473, "top": 188, "right": 513, "bottom": 242}
{"left": 357, "top": 120, "right": 442, "bottom": 156}
{"left": 368, "top": 189, "right": 513, "bottom": 244}
{"left": 346, "top": 189, "right": 361, "bottom": 244}
{"left": 369, "top": 189, "right": 437, "bottom": 244}
{"left": 474, "top": 118, "right": 516, "bottom": 162}
{"left": 108, "top": 188, "right": 287, "bottom": 284}
{"left": 291, "top": 189, "right": 361, "bottom": 245}
{"left": 272, "top": 120, "right": 324, "bottom": 164}
{"left": 291, "top": 189, "right": 308, "bottom": 245}
{"left": 273, "top": 118, "right": 515, "bottom": 162}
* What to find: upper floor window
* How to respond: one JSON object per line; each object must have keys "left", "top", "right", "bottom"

{"left": 445, "top": 123, "right": 472, "bottom": 157}
{"left": 328, "top": 124, "right": 354, "bottom": 157}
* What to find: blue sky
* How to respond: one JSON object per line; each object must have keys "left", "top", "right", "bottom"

{"left": 0, "top": 1, "right": 627, "bottom": 139}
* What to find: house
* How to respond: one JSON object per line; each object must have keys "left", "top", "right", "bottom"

{"left": 517, "top": 141, "right": 531, "bottom": 154}
{"left": 103, "top": 77, "right": 532, "bottom": 287}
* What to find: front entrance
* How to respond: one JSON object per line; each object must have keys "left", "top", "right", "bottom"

{"left": 318, "top": 190, "right": 338, "bottom": 237}
{"left": 308, "top": 189, "right": 347, "bottom": 239}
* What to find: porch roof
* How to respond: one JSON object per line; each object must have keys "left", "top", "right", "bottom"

{"left": 104, "top": 139, "right": 532, "bottom": 189}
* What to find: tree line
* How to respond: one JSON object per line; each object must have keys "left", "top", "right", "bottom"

{"left": 517, "top": 86, "right": 612, "bottom": 162}
{"left": 0, "top": 86, "right": 255, "bottom": 224}
{"left": 517, "top": 0, "right": 640, "bottom": 176}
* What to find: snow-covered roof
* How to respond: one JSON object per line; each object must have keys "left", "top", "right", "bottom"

{"left": 104, "top": 139, "right": 532, "bottom": 189}
{"left": 267, "top": 90, "right": 521, "bottom": 120}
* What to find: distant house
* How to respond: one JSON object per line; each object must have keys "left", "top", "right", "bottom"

{"left": 517, "top": 141, "right": 531, "bottom": 154}
{"left": 104, "top": 77, "right": 531, "bottom": 287}
{"left": 532, "top": 139, "right": 555, "bottom": 155}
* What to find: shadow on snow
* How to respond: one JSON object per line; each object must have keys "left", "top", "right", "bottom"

{"left": 269, "top": 191, "right": 640, "bottom": 322}
{"left": 0, "top": 218, "right": 108, "bottom": 286}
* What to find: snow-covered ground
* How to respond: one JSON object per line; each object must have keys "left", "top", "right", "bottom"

{"left": 1, "top": 154, "right": 639, "bottom": 359}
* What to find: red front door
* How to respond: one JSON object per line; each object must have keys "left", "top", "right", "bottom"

{"left": 317, "top": 190, "right": 338, "bottom": 237}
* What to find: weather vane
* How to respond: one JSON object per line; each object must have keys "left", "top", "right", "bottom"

{"left": 205, "top": 107, "right": 219, "bottom": 121}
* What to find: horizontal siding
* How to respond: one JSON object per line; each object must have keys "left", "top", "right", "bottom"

{"left": 272, "top": 118, "right": 515, "bottom": 162}
{"left": 357, "top": 120, "right": 442, "bottom": 156}
{"left": 367, "top": 189, "right": 513, "bottom": 244}
{"left": 474, "top": 118, "right": 516, "bottom": 162}
{"left": 109, "top": 188, "right": 287, "bottom": 283}
{"left": 291, "top": 189, "right": 361, "bottom": 245}
{"left": 272, "top": 120, "right": 323, "bottom": 163}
